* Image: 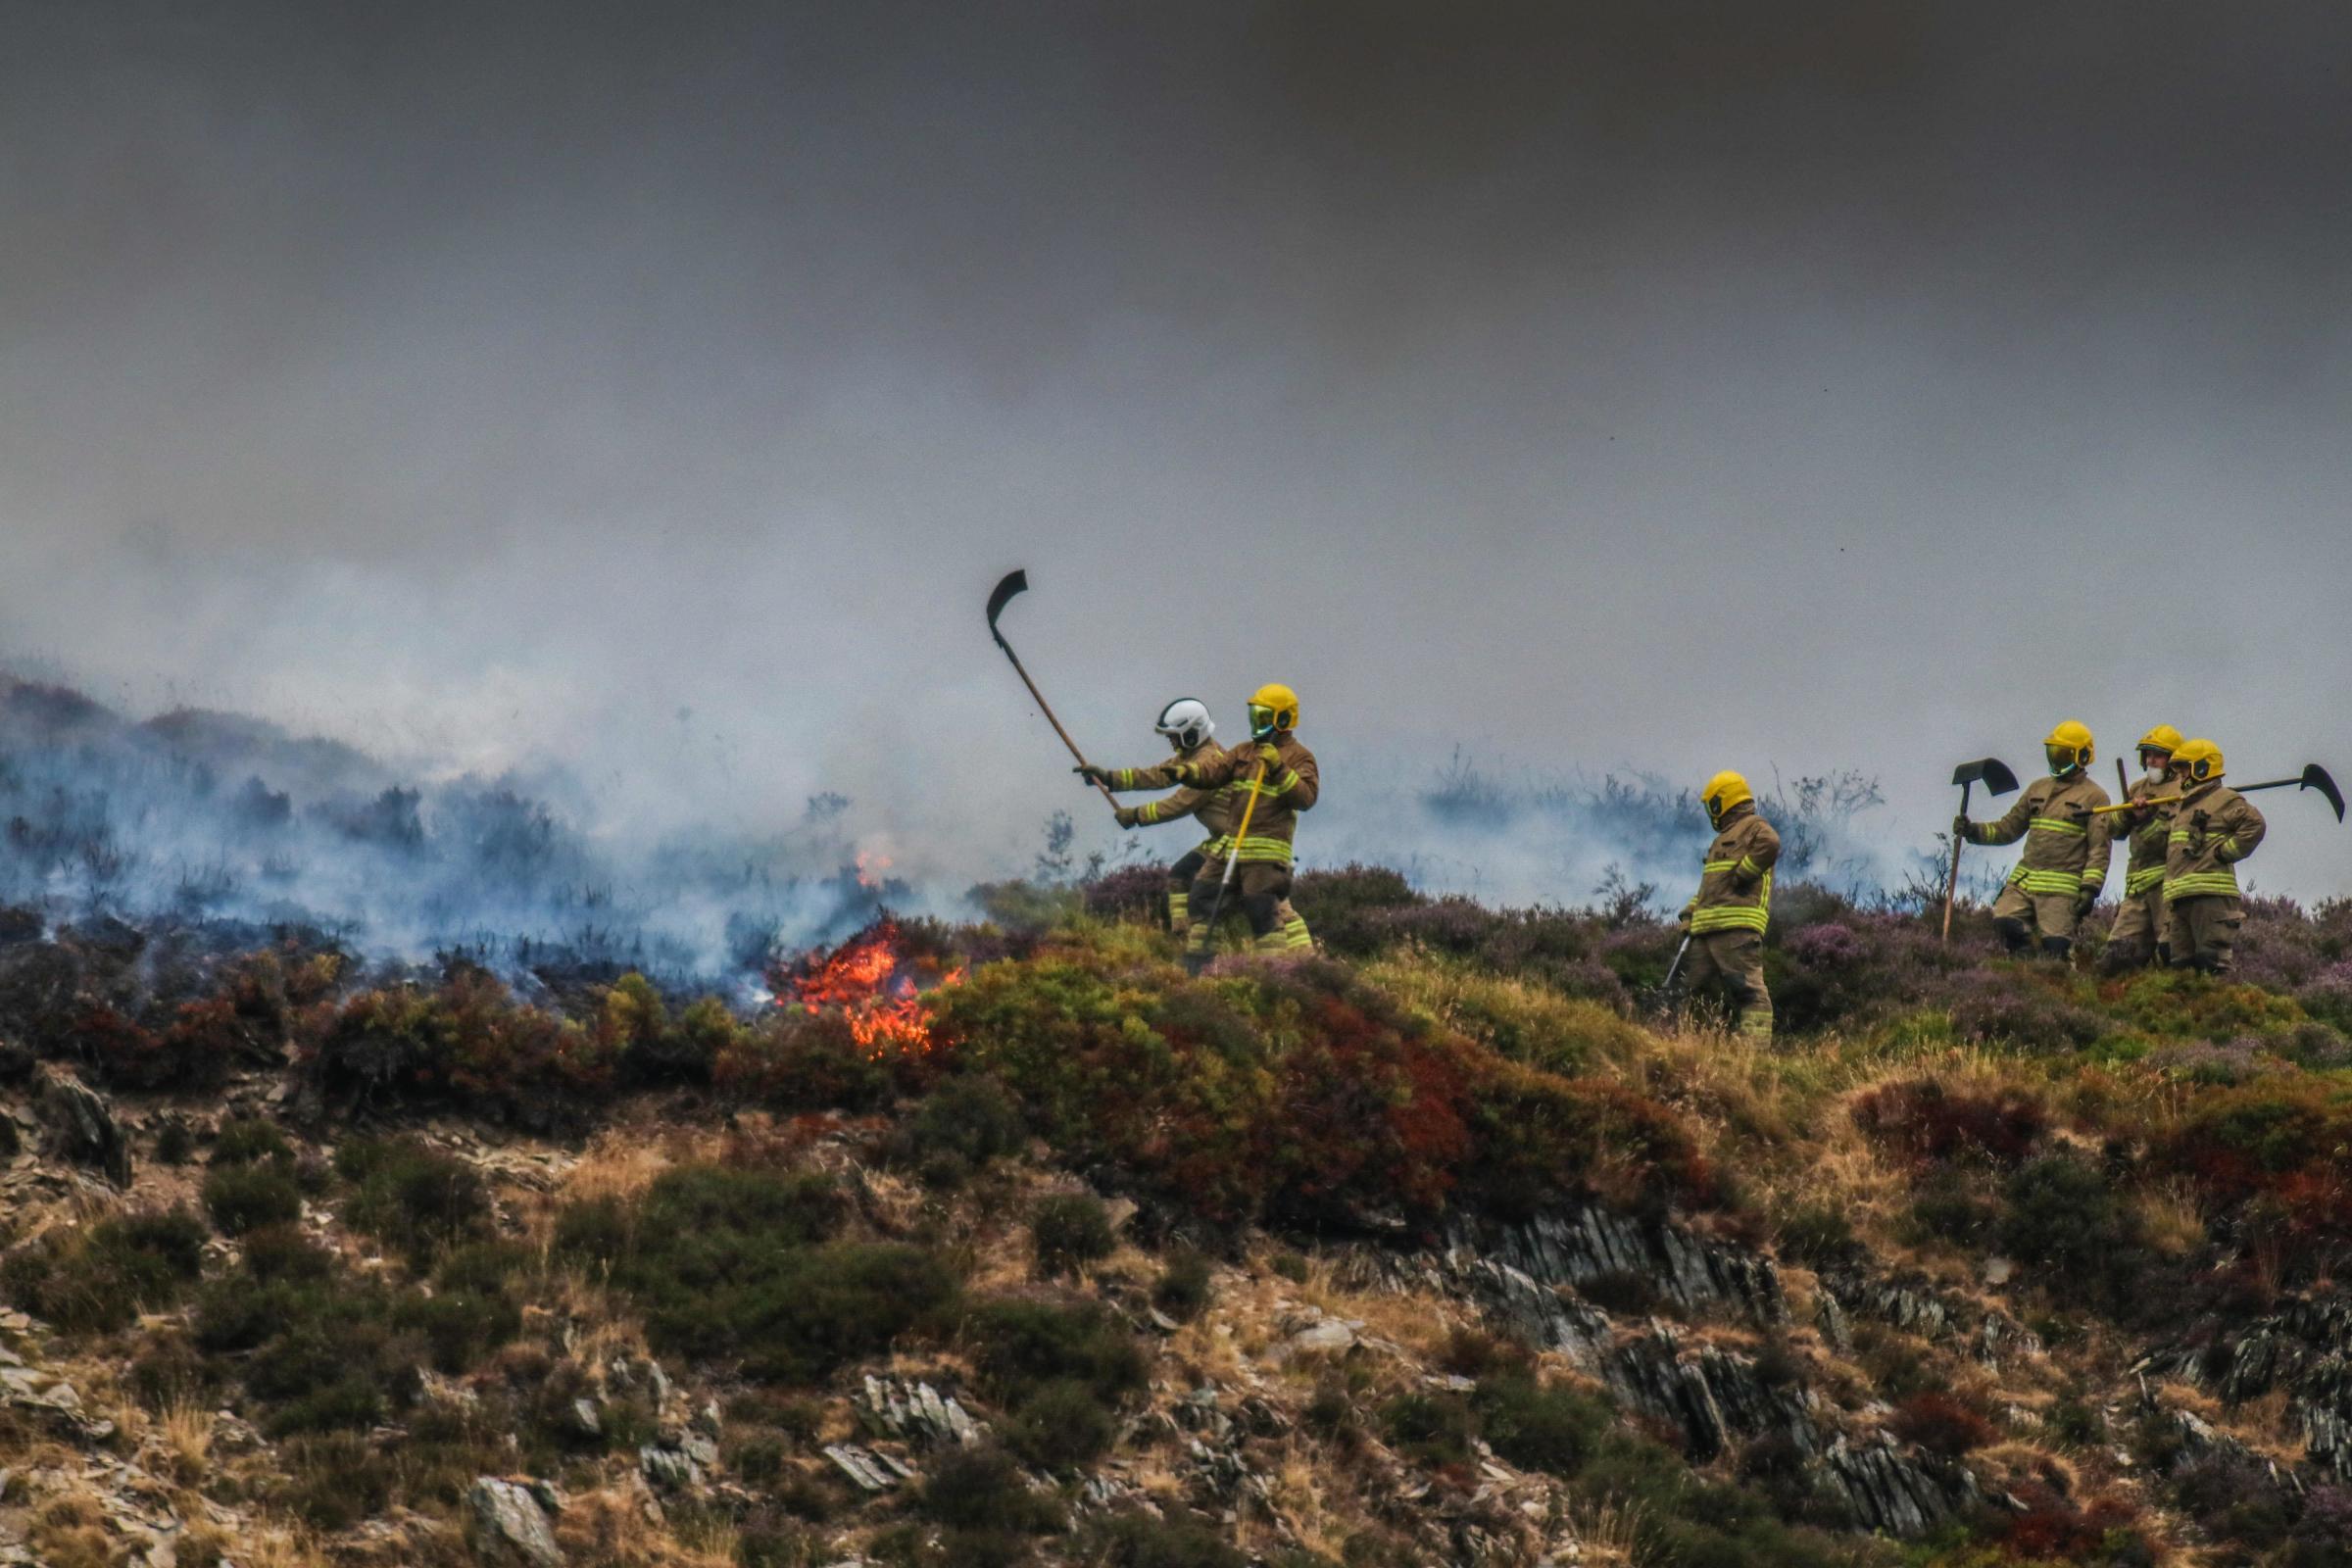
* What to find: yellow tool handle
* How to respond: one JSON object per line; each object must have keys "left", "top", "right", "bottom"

{"left": 2090, "top": 794, "right": 2185, "bottom": 815}
{"left": 1215, "top": 760, "right": 1271, "bottom": 888}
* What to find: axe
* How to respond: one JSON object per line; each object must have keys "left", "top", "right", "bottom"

{"left": 1942, "top": 757, "right": 2020, "bottom": 943}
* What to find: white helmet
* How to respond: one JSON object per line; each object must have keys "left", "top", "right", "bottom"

{"left": 1155, "top": 698, "right": 1214, "bottom": 752}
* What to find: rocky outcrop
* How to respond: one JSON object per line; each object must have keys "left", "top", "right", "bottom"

{"left": 1601, "top": 1326, "right": 1819, "bottom": 1461}
{"left": 1820, "top": 1437, "right": 1981, "bottom": 1536}
{"left": 858, "top": 1374, "right": 983, "bottom": 1448}
{"left": 1457, "top": 1207, "right": 1788, "bottom": 1325}
{"left": 466, "top": 1477, "right": 564, "bottom": 1567}
{"left": 33, "top": 1064, "right": 129, "bottom": 1186}
{"left": 1817, "top": 1265, "right": 2040, "bottom": 1366}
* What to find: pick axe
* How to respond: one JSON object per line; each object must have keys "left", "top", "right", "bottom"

{"left": 1942, "top": 757, "right": 2020, "bottom": 943}
{"left": 2089, "top": 763, "right": 2345, "bottom": 823}
{"left": 985, "top": 569, "right": 1116, "bottom": 810}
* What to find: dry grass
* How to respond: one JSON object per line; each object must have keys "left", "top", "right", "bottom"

{"left": 556, "top": 1485, "right": 737, "bottom": 1568}
{"left": 1565, "top": 1494, "right": 1647, "bottom": 1566}
{"left": 560, "top": 1128, "right": 673, "bottom": 1206}
{"left": 157, "top": 1395, "right": 214, "bottom": 1485}
{"left": 2132, "top": 1180, "right": 2208, "bottom": 1259}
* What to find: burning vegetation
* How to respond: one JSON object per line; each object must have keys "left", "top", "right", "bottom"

{"left": 768, "top": 916, "right": 964, "bottom": 1058}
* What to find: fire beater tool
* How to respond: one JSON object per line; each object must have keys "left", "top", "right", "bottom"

{"left": 1189, "top": 758, "right": 1270, "bottom": 975}
{"left": 1942, "top": 757, "right": 2021, "bottom": 943}
{"left": 985, "top": 569, "right": 1116, "bottom": 810}
{"left": 2088, "top": 763, "right": 2344, "bottom": 823}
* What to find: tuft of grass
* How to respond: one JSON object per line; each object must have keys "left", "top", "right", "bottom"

{"left": 0, "top": 1207, "right": 208, "bottom": 1333}
{"left": 335, "top": 1136, "right": 491, "bottom": 1261}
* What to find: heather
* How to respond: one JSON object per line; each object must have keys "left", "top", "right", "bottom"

{"left": 9, "top": 878, "right": 2352, "bottom": 1563}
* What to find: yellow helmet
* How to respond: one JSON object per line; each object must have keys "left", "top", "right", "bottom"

{"left": 2043, "top": 719, "right": 2094, "bottom": 776}
{"left": 1248, "top": 682, "right": 1299, "bottom": 739}
{"left": 2176, "top": 737, "right": 2225, "bottom": 784}
{"left": 1702, "top": 769, "right": 1752, "bottom": 828}
{"left": 2135, "top": 723, "right": 2184, "bottom": 762}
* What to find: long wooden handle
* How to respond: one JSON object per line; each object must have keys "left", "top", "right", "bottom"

{"left": 997, "top": 639, "right": 1117, "bottom": 809}
{"left": 1941, "top": 780, "right": 1969, "bottom": 943}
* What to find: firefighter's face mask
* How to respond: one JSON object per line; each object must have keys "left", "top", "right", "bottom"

{"left": 2047, "top": 744, "right": 2082, "bottom": 777}
{"left": 1249, "top": 704, "right": 1278, "bottom": 740}
{"left": 1705, "top": 794, "right": 1727, "bottom": 829}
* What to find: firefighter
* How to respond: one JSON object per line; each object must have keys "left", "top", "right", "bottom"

{"left": 1109, "top": 698, "right": 1304, "bottom": 944}
{"left": 1085, "top": 681, "right": 1317, "bottom": 961}
{"left": 2162, "top": 738, "right": 2265, "bottom": 975}
{"left": 1957, "top": 720, "right": 2114, "bottom": 960}
{"left": 2102, "top": 724, "right": 2183, "bottom": 973}
{"left": 1679, "top": 770, "right": 1780, "bottom": 1039}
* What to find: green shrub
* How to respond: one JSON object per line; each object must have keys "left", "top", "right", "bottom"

{"left": 1152, "top": 1249, "right": 1214, "bottom": 1321}
{"left": 1004, "top": 1378, "right": 1116, "bottom": 1471}
{"left": 551, "top": 1196, "right": 631, "bottom": 1271}
{"left": 1998, "top": 1152, "right": 2140, "bottom": 1308}
{"left": 335, "top": 1137, "right": 491, "bottom": 1261}
{"left": 1030, "top": 1195, "right": 1116, "bottom": 1278}
{"left": 211, "top": 1116, "right": 292, "bottom": 1166}
{"left": 915, "top": 1446, "right": 1062, "bottom": 1534}
{"left": 712, "top": 1009, "right": 895, "bottom": 1111}
{"left": 1081, "top": 1513, "right": 1247, "bottom": 1568}
{"left": 1472, "top": 1374, "right": 1609, "bottom": 1477}
{"left": 0, "top": 1207, "right": 208, "bottom": 1333}
{"left": 393, "top": 1287, "right": 522, "bottom": 1375}
{"left": 964, "top": 1298, "right": 1148, "bottom": 1407}
{"left": 1379, "top": 1391, "right": 1475, "bottom": 1468}
{"left": 203, "top": 1163, "right": 303, "bottom": 1237}
{"left": 906, "top": 1075, "right": 1028, "bottom": 1167}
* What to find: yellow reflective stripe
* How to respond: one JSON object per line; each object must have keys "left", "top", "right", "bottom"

{"left": 1230, "top": 836, "right": 1294, "bottom": 864}
{"left": 2014, "top": 869, "right": 2084, "bottom": 894}
{"left": 2030, "top": 818, "right": 2087, "bottom": 836}
{"left": 2216, "top": 837, "right": 2240, "bottom": 861}
{"left": 1137, "top": 802, "right": 1163, "bottom": 824}
{"left": 1691, "top": 906, "right": 1769, "bottom": 932}
{"left": 1270, "top": 769, "right": 1303, "bottom": 795}
{"left": 2126, "top": 865, "right": 2167, "bottom": 895}
{"left": 1736, "top": 856, "right": 1761, "bottom": 878}
{"left": 2166, "top": 872, "right": 2239, "bottom": 901}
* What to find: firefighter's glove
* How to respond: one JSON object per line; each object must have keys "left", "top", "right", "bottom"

{"left": 1074, "top": 764, "right": 1110, "bottom": 786}
{"left": 1677, "top": 902, "right": 1694, "bottom": 934}
{"left": 2074, "top": 888, "right": 2098, "bottom": 919}
{"left": 1252, "top": 743, "right": 1284, "bottom": 770}
{"left": 1952, "top": 815, "right": 1972, "bottom": 841}
{"left": 1112, "top": 807, "right": 1141, "bottom": 830}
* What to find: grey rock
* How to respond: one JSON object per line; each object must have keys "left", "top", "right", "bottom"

{"left": 638, "top": 1444, "right": 702, "bottom": 1491}
{"left": 466, "top": 1477, "right": 564, "bottom": 1567}
{"left": 858, "top": 1375, "right": 983, "bottom": 1448}
{"left": 824, "top": 1444, "right": 914, "bottom": 1492}
{"left": 34, "top": 1065, "right": 129, "bottom": 1186}
{"left": 1819, "top": 1437, "right": 1979, "bottom": 1538}
{"left": 1458, "top": 1205, "right": 1788, "bottom": 1325}
{"left": 567, "top": 1398, "right": 602, "bottom": 1438}
{"left": 1602, "top": 1327, "right": 1818, "bottom": 1461}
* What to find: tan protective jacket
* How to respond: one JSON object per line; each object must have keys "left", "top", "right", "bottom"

{"left": 2114, "top": 776, "right": 2176, "bottom": 899}
{"left": 1127, "top": 741, "right": 1237, "bottom": 848}
{"left": 2163, "top": 780, "right": 2266, "bottom": 903}
{"left": 1966, "top": 772, "right": 2114, "bottom": 895}
{"left": 1685, "top": 803, "right": 1781, "bottom": 935}
{"left": 1113, "top": 734, "right": 1318, "bottom": 866}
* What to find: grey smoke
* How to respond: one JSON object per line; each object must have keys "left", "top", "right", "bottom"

{"left": 3, "top": 2, "right": 2346, "bottom": 907}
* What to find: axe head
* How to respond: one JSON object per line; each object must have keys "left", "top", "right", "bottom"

{"left": 986, "top": 569, "right": 1029, "bottom": 633}
{"left": 2302, "top": 763, "right": 2346, "bottom": 822}
{"left": 1952, "top": 757, "right": 2020, "bottom": 796}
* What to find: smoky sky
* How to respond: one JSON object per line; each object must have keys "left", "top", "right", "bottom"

{"left": 4, "top": 1, "right": 2351, "bottom": 901}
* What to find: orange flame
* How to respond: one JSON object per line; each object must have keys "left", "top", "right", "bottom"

{"left": 778, "top": 917, "right": 961, "bottom": 1059}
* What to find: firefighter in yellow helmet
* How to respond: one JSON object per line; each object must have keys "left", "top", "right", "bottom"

{"left": 2101, "top": 724, "right": 2184, "bottom": 973}
{"left": 1109, "top": 698, "right": 1307, "bottom": 944}
{"left": 1957, "top": 721, "right": 2114, "bottom": 960}
{"left": 1084, "top": 682, "right": 1318, "bottom": 961}
{"left": 1678, "top": 770, "right": 1780, "bottom": 1038}
{"left": 2162, "top": 739, "right": 2266, "bottom": 975}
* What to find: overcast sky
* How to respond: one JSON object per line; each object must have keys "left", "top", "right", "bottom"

{"left": 3, "top": 2, "right": 2349, "bottom": 898}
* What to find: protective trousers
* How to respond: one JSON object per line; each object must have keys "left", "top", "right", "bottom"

{"left": 1683, "top": 929, "right": 1773, "bottom": 1039}
{"left": 1184, "top": 863, "right": 1313, "bottom": 957}
{"left": 1989, "top": 883, "right": 2081, "bottom": 959}
{"left": 2165, "top": 895, "right": 2242, "bottom": 976}
{"left": 2101, "top": 886, "right": 2169, "bottom": 972}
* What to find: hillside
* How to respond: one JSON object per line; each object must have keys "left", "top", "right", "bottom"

{"left": 2, "top": 869, "right": 2351, "bottom": 1567}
